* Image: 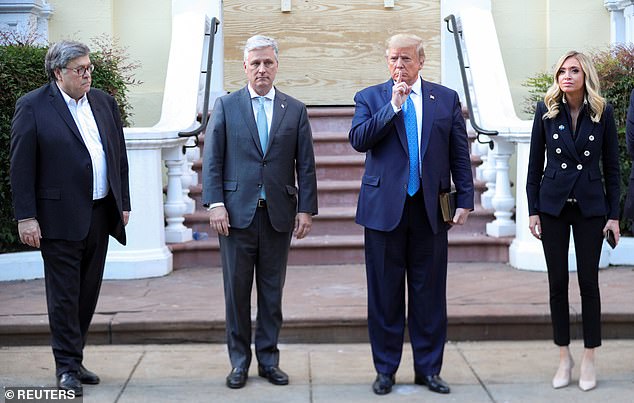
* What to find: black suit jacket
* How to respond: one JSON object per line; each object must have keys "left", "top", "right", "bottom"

{"left": 10, "top": 82, "right": 131, "bottom": 244}
{"left": 202, "top": 86, "right": 317, "bottom": 232}
{"left": 625, "top": 89, "right": 634, "bottom": 220}
{"left": 527, "top": 101, "right": 620, "bottom": 220}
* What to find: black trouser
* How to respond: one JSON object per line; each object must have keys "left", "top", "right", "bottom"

{"left": 539, "top": 202, "right": 605, "bottom": 348}
{"left": 40, "top": 196, "right": 112, "bottom": 376}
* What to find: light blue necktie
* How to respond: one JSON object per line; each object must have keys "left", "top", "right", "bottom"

{"left": 403, "top": 95, "right": 420, "bottom": 196}
{"left": 256, "top": 96, "right": 269, "bottom": 153}
{"left": 256, "top": 96, "right": 269, "bottom": 199}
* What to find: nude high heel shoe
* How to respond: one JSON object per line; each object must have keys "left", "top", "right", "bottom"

{"left": 579, "top": 357, "right": 596, "bottom": 391}
{"left": 552, "top": 357, "right": 574, "bottom": 389}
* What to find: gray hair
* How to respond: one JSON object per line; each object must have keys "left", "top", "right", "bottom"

{"left": 243, "top": 35, "right": 278, "bottom": 62}
{"left": 385, "top": 34, "right": 425, "bottom": 61}
{"left": 45, "top": 40, "right": 90, "bottom": 81}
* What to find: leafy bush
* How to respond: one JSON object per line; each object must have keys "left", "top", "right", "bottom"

{"left": 522, "top": 44, "right": 634, "bottom": 234}
{"left": 0, "top": 33, "right": 140, "bottom": 252}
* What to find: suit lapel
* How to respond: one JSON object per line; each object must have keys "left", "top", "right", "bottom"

{"left": 553, "top": 112, "right": 580, "bottom": 162}
{"left": 384, "top": 80, "right": 408, "bottom": 153}
{"left": 239, "top": 87, "right": 264, "bottom": 155}
{"left": 269, "top": 89, "right": 288, "bottom": 155}
{"left": 47, "top": 83, "right": 85, "bottom": 146}
{"left": 420, "top": 79, "right": 436, "bottom": 161}
{"left": 87, "top": 91, "right": 108, "bottom": 154}
{"left": 574, "top": 113, "right": 595, "bottom": 155}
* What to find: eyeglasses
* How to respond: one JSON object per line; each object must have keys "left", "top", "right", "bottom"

{"left": 63, "top": 64, "right": 95, "bottom": 76}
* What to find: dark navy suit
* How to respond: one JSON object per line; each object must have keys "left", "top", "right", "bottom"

{"left": 625, "top": 89, "right": 634, "bottom": 221}
{"left": 349, "top": 78, "right": 473, "bottom": 376}
{"left": 526, "top": 101, "right": 619, "bottom": 347}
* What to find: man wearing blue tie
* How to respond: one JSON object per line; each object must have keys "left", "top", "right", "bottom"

{"left": 349, "top": 34, "right": 474, "bottom": 396}
{"left": 202, "top": 35, "right": 318, "bottom": 389}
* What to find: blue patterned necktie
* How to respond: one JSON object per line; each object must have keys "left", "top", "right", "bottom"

{"left": 403, "top": 95, "right": 420, "bottom": 196}
{"left": 256, "top": 96, "right": 269, "bottom": 153}
{"left": 256, "top": 96, "right": 269, "bottom": 200}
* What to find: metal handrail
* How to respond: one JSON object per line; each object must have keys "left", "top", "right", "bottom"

{"left": 444, "top": 14, "right": 497, "bottom": 150}
{"left": 178, "top": 16, "right": 220, "bottom": 149}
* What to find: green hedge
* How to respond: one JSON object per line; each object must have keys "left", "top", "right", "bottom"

{"left": 0, "top": 37, "right": 139, "bottom": 252}
{"left": 522, "top": 44, "right": 634, "bottom": 234}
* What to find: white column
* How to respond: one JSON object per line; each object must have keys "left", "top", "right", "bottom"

{"left": 509, "top": 139, "right": 547, "bottom": 271}
{"left": 105, "top": 134, "right": 180, "bottom": 279}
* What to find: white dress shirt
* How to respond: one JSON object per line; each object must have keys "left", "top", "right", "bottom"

{"left": 57, "top": 84, "right": 109, "bottom": 200}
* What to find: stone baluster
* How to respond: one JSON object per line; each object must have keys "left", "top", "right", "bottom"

{"left": 485, "top": 138, "right": 515, "bottom": 237}
{"left": 163, "top": 145, "right": 193, "bottom": 243}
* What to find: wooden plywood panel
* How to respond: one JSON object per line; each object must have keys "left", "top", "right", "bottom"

{"left": 223, "top": 0, "right": 440, "bottom": 106}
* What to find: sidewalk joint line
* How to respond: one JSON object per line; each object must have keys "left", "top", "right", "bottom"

{"left": 114, "top": 350, "right": 145, "bottom": 403}
{"left": 456, "top": 343, "right": 497, "bottom": 403}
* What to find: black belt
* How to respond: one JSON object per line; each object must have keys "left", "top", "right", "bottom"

{"left": 257, "top": 199, "right": 266, "bottom": 208}
{"left": 93, "top": 194, "right": 110, "bottom": 206}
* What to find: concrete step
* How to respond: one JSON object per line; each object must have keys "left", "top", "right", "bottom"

{"left": 315, "top": 154, "right": 365, "bottom": 181}
{"left": 308, "top": 107, "right": 355, "bottom": 133}
{"left": 186, "top": 179, "right": 361, "bottom": 210}
{"left": 169, "top": 232, "right": 511, "bottom": 269}
{"left": 312, "top": 131, "right": 357, "bottom": 156}
{"left": 184, "top": 206, "right": 362, "bottom": 237}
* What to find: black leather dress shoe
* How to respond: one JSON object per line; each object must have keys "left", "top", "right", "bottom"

{"left": 57, "top": 372, "right": 83, "bottom": 396}
{"left": 415, "top": 374, "right": 450, "bottom": 394}
{"left": 372, "top": 373, "right": 395, "bottom": 395}
{"left": 226, "top": 367, "right": 248, "bottom": 389}
{"left": 257, "top": 365, "right": 289, "bottom": 385}
{"left": 78, "top": 365, "right": 100, "bottom": 384}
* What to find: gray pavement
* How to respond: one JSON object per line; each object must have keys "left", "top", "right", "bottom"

{"left": 2, "top": 340, "right": 634, "bottom": 402}
{"left": 2, "top": 262, "right": 634, "bottom": 401}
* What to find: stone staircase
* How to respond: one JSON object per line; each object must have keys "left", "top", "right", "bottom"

{"left": 170, "top": 107, "right": 511, "bottom": 268}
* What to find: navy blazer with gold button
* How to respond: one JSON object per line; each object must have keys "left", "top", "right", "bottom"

{"left": 526, "top": 101, "right": 620, "bottom": 220}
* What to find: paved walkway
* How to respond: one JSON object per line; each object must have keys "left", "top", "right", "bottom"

{"left": 2, "top": 341, "right": 633, "bottom": 402}
{"left": 2, "top": 263, "right": 634, "bottom": 401}
{"left": 2, "top": 263, "right": 634, "bottom": 344}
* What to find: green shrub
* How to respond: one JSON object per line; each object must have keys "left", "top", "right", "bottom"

{"left": 0, "top": 34, "right": 140, "bottom": 252}
{"left": 522, "top": 44, "right": 634, "bottom": 234}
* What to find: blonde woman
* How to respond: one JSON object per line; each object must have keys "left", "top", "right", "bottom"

{"left": 526, "top": 51, "right": 620, "bottom": 391}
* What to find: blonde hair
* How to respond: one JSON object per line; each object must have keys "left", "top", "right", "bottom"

{"left": 543, "top": 51, "right": 605, "bottom": 123}
{"left": 385, "top": 34, "right": 425, "bottom": 61}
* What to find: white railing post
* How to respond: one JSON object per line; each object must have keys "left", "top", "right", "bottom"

{"left": 181, "top": 138, "right": 199, "bottom": 215}
{"left": 163, "top": 145, "right": 193, "bottom": 243}
{"left": 485, "top": 138, "right": 515, "bottom": 237}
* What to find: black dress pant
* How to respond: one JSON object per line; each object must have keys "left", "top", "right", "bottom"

{"left": 40, "top": 196, "right": 112, "bottom": 376}
{"left": 539, "top": 202, "right": 605, "bottom": 348}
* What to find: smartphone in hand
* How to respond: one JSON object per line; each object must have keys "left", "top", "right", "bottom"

{"left": 605, "top": 229, "right": 617, "bottom": 249}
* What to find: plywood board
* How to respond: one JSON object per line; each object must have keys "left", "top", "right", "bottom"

{"left": 223, "top": 0, "right": 440, "bottom": 105}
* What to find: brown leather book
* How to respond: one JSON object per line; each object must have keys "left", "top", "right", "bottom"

{"left": 439, "top": 191, "right": 457, "bottom": 223}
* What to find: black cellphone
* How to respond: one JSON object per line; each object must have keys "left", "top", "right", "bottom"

{"left": 605, "top": 229, "right": 617, "bottom": 249}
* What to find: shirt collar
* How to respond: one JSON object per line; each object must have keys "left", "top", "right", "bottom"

{"left": 56, "top": 82, "right": 88, "bottom": 106}
{"left": 248, "top": 84, "right": 275, "bottom": 101}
